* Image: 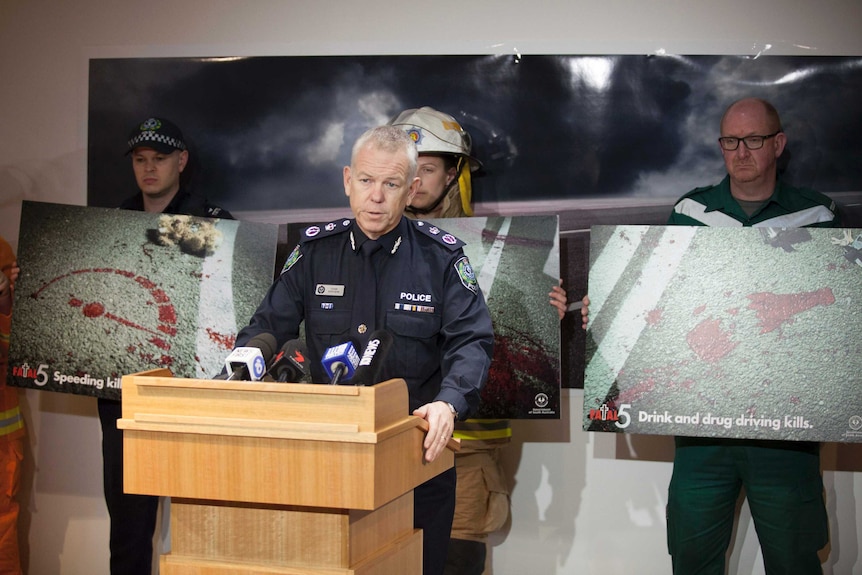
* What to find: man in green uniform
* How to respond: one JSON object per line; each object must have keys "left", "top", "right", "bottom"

{"left": 666, "top": 97, "right": 835, "bottom": 574}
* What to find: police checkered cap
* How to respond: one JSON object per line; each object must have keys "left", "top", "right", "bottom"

{"left": 126, "top": 117, "right": 187, "bottom": 155}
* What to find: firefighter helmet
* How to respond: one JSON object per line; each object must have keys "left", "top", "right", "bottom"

{"left": 388, "top": 107, "right": 481, "bottom": 172}
{"left": 389, "top": 107, "right": 481, "bottom": 215}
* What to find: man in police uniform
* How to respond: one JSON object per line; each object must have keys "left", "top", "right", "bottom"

{"left": 99, "top": 117, "right": 232, "bottom": 575}
{"left": 666, "top": 98, "right": 835, "bottom": 574}
{"left": 120, "top": 117, "right": 230, "bottom": 217}
{"left": 233, "top": 125, "right": 495, "bottom": 575}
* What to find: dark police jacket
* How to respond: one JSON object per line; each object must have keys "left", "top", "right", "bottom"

{"left": 119, "top": 188, "right": 232, "bottom": 219}
{"left": 236, "top": 216, "right": 494, "bottom": 418}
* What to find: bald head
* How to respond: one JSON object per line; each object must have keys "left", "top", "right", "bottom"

{"left": 721, "top": 98, "right": 782, "bottom": 135}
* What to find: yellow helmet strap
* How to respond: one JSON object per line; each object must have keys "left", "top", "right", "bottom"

{"left": 458, "top": 161, "right": 473, "bottom": 216}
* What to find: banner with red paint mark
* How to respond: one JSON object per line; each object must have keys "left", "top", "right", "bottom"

{"left": 583, "top": 225, "right": 862, "bottom": 443}
{"left": 428, "top": 216, "right": 562, "bottom": 419}
{"left": 7, "top": 201, "right": 277, "bottom": 400}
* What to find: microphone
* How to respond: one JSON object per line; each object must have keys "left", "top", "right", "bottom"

{"left": 224, "top": 333, "right": 277, "bottom": 381}
{"left": 351, "top": 330, "right": 394, "bottom": 386}
{"left": 265, "top": 339, "right": 309, "bottom": 383}
{"left": 321, "top": 341, "right": 360, "bottom": 385}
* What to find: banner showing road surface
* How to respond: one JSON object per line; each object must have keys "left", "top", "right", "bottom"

{"left": 7, "top": 201, "right": 277, "bottom": 400}
{"left": 583, "top": 225, "right": 862, "bottom": 443}
{"left": 429, "top": 216, "right": 561, "bottom": 419}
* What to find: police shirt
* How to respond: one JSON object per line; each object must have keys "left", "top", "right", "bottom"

{"left": 235, "top": 216, "right": 494, "bottom": 417}
{"left": 120, "top": 187, "right": 232, "bottom": 219}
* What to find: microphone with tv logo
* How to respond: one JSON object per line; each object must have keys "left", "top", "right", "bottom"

{"left": 351, "top": 330, "right": 394, "bottom": 386}
{"left": 265, "top": 339, "right": 309, "bottom": 383}
{"left": 223, "top": 333, "right": 277, "bottom": 381}
{"left": 321, "top": 341, "right": 360, "bottom": 385}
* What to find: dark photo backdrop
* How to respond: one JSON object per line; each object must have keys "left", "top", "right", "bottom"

{"left": 88, "top": 54, "right": 862, "bottom": 388}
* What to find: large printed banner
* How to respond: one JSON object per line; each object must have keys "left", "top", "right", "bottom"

{"left": 429, "top": 216, "right": 561, "bottom": 419}
{"left": 7, "top": 201, "right": 277, "bottom": 400}
{"left": 583, "top": 225, "right": 862, "bottom": 443}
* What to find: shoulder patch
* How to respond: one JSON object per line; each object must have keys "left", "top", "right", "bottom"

{"left": 281, "top": 244, "right": 302, "bottom": 274}
{"left": 454, "top": 256, "right": 480, "bottom": 295}
{"left": 301, "top": 218, "right": 353, "bottom": 243}
{"left": 412, "top": 219, "right": 465, "bottom": 250}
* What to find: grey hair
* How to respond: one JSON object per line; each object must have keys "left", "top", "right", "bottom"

{"left": 351, "top": 125, "right": 418, "bottom": 180}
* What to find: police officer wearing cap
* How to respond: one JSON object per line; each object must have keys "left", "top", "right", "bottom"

{"left": 98, "top": 117, "right": 232, "bottom": 575}
{"left": 120, "top": 117, "right": 230, "bottom": 218}
{"left": 233, "top": 125, "right": 494, "bottom": 575}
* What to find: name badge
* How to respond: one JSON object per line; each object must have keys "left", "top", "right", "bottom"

{"left": 316, "top": 284, "right": 345, "bottom": 297}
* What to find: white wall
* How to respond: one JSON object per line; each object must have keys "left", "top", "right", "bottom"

{"left": 2, "top": 1, "right": 862, "bottom": 573}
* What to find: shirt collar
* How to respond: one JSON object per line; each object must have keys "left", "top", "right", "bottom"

{"left": 163, "top": 188, "right": 191, "bottom": 213}
{"left": 705, "top": 175, "right": 789, "bottom": 217}
{"left": 351, "top": 217, "right": 406, "bottom": 255}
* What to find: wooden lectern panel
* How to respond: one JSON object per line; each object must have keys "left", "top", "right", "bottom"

{"left": 170, "top": 492, "right": 413, "bottom": 568}
{"left": 119, "top": 371, "right": 453, "bottom": 510}
{"left": 119, "top": 369, "right": 455, "bottom": 574}
{"left": 160, "top": 530, "right": 423, "bottom": 575}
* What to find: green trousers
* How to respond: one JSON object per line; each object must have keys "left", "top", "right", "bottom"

{"left": 667, "top": 438, "right": 828, "bottom": 575}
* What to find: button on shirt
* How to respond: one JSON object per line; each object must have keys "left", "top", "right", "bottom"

{"left": 236, "top": 216, "right": 494, "bottom": 417}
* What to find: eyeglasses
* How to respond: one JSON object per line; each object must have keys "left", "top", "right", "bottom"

{"left": 718, "top": 132, "right": 780, "bottom": 151}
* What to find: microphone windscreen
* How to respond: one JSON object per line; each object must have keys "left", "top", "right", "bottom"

{"left": 284, "top": 339, "right": 309, "bottom": 378}
{"left": 246, "top": 332, "right": 278, "bottom": 364}
{"left": 224, "top": 332, "right": 278, "bottom": 381}
{"left": 352, "top": 330, "right": 393, "bottom": 386}
{"left": 321, "top": 341, "right": 360, "bottom": 383}
{"left": 270, "top": 339, "right": 309, "bottom": 382}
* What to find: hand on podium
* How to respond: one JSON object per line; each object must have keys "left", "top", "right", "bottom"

{"left": 413, "top": 400, "right": 456, "bottom": 462}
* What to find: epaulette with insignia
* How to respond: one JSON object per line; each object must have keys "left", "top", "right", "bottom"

{"left": 204, "top": 204, "right": 233, "bottom": 219}
{"left": 411, "top": 220, "right": 465, "bottom": 250}
{"left": 300, "top": 218, "right": 354, "bottom": 243}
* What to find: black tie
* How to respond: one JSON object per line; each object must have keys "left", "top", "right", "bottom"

{"left": 354, "top": 240, "right": 381, "bottom": 338}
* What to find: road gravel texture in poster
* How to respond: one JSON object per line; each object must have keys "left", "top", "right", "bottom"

{"left": 429, "top": 216, "right": 561, "bottom": 419}
{"left": 7, "top": 201, "right": 277, "bottom": 400}
{"left": 583, "top": 225, "right": 862, "bottom": 443}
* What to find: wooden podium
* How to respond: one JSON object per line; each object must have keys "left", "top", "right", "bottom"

{"left": 118, "top": 369, "right": 456, "bottom": 575}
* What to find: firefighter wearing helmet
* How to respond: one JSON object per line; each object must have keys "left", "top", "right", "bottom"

{"left": 393, "top": 107, "right": 503, "bottom": 574}
{"left": 388, "top": 107, "right": 482, "bottom": 219}
{"left": 391, "top": 106, "right": 570, "bottom": 575}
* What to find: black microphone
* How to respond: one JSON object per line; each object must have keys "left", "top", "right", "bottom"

{"left": 351, "top": 330, "right": 394, "bottom": 386}
{"left": 223, "top": 333, "right": 277, "bottom": 381}
{"left": 321, "top": 341, "right": 360, "bottom": 385}
{"left": 265, "top": 339, "right": 309, "bottom": 383}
